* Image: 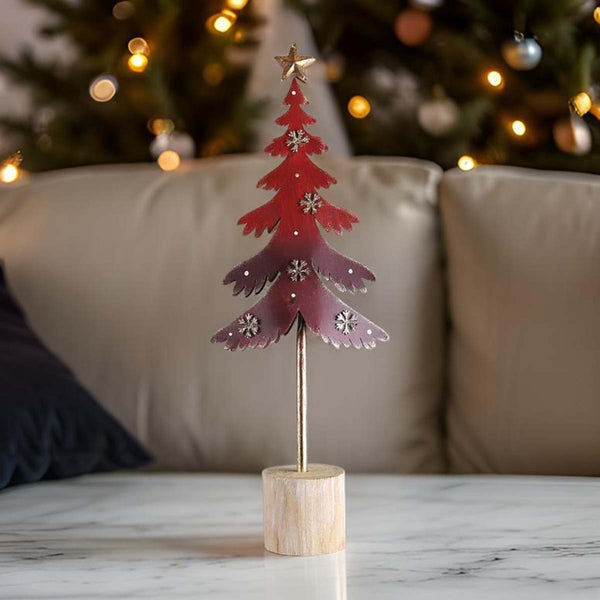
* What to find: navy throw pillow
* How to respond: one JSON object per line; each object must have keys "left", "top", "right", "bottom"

{"left": 0, "top": 265, "right": 151, "bottom": 489}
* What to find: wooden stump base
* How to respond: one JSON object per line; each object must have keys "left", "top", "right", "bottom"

{"left": 262, "top": 463, "right": 346, "bottom": 556}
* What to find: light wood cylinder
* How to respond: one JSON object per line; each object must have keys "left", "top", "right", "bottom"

{"left": 262, "top": 463, "right": 345, "bottom": 556}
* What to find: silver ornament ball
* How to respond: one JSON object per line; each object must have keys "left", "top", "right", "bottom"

{"left": 553, "top": 116, "right": 591, "bottom": 156}
{"left": 150, "top": 131, "right": 196, "bottom": 160}
{"left": 418, "top": 96, "right": 459, "bottom": 136}
{"left": 501, "top": 34, "right": 542, "bottom": 71}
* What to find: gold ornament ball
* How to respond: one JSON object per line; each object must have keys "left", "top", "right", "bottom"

{"left": 572, "top": 91, "right": 592, "bottom": 117}
{"left": 348, "top": 96, "right": 371, "bottom": 119}
{"left": 394, "top": 9, "right": 432, "bottom": 46}
{"left": 594, "top": 6, "right": 600, "bottom": 23}
{"left": 157, "top": 150, "right": 181, "bottom": 171}
{"left": 553, "top": 115, "right": 592, "bottom": 155}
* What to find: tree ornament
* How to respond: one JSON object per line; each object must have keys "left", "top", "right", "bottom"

{"left": 287, "top": 259, "right": 310, "bottom": 282}
{"left": 335, "top": 310, "right": 358, "bottom": 335}
{"left": 571, "top": 92, "right": 592, "bottom": 117}
{"left": 501, "top": 32, "right": 542, "bottom": 71}
{"left": 238, "top": 313, "right": 260, "bottom": 337}
{"left": 274, "top": 43, "right": 316, "bottom": 83}
{"left": 553, "top": 115, "right": 592, "bottom": 155}
{"left": 212, "top": 46, "right": 388, "bottom": 557}
{"left": 299, "top": 192, "right": 322, "bottom": 214}
{"left": 417, "top": 87, "right": 459, "bottom": 136}
{"left": 394, "top": 8, "right": 433, "bottom": 46}
{"left": 285, "top": 129, "right": 310, "bottom": 152}
{"left": 410, "top": 0, "right": 443, "bottom": 9}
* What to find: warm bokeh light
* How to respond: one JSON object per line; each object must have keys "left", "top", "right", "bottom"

{"left": 148, "top": 118, "right": 174, "bottom": 136}
{"left": 457, "top": 155, "right": 476, "bottom": 171}
{"left": 89, "top": 75, "right": 118, "bottom": 102}
{"left": 486, "top": 70, "right": 503, "bottom": 88}
{"left": 112, "top": 1, "right": 134, "bottom": 20}
{"left": 207, "top": 10, "right": 237, "bottom": 34}
{"left": 572, "top": 91, "right": 592, "bottom": 116}
{"left": 128, "top": 53, "right": 148, "bottom": 73}
{"left": 203, "top": 63, "right": 226, "bottom": 86}
{"left": 511, "top": 120, "right": 526, "bottom": 136}
{"left": 0, "top": 163, "right": 20, "bottom": 184}
{"left": 594, "top": 7, "right": 600, "bottom": 24}
{"left": 226, "top": 0, "right": 249, "bottom": 9}
{"left": 348, "top": 95, "right": 371, "bottom": 119}
{"left": 157, "top": 150, "right": 181, "bottom": 171}
{"left": 128, "top": 37, "right": 149, "bottom": 56}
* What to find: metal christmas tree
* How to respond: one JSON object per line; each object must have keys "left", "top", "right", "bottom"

{"left": 212, "top": 44, "right": 388, "bottom": 555}
{"left": 211, "top": 43, "right": 388, "bottom": 351}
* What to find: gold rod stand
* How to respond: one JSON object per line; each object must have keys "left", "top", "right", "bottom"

{"left": 296, "top": 314, "right": 307, "bottom": 472}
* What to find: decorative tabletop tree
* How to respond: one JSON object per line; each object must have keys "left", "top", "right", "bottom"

{"left": 212, "top": 44, "right": 388, "bottom": 556}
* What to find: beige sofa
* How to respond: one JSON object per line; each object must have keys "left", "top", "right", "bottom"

{"left": 1, "top": 155, "right": 599, "bottom": 476}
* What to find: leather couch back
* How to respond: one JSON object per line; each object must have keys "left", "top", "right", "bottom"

{"left": 0, "top": 155, "right": 446, "bottom": 473}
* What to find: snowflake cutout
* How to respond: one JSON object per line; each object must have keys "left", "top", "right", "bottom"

{"left": 299, "top": 192, "right": 322, "bottom": 215}
{"left": 287, "top": 259, "right": 310, "bottom": 282}
{"left": 335, "top": 310, "right": 358, "bottom": 335}
{"left": 285, "top": 129, "right": 310, "bottom": 152}
{"left": 238, "top": 313, "right": 260, "bottom": 338}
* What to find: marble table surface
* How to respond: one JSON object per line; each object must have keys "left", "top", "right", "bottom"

{"left": 1, "top": 473, "right": 599, "bottom": 599}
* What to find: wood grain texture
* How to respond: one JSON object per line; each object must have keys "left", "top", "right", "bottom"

{"left": 262, "top": 463, "right": 345, "bottom": 556}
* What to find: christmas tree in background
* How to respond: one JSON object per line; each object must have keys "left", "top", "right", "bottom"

{"left": 0, "top": 0, "right": 262, "bottom": 173}
{"left": 212, "top": 44, "right": 388, "bottom": 351}
{"left": 289, "top": 0, "right": 600, "bottom": 174}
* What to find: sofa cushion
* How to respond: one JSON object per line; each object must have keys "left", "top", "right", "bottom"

{"left": 0, "top": 264, "right": 151, "bottom": 489}
{"left": 441, "top": 166, "right": 600, "bottom": 475}
{"left": 0, "top": 155, "right": 445, "bottom": 473}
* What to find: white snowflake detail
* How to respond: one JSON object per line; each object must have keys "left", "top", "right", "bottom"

{"left": 287, "top": 259, "right": 310, "bottom": 282}
{"left": 299, "top": 192, "right": 322, "bottom": 215}
{"left": 285, "top": 129, "right": 310, "bottom": 152}
{"left": 238, "top": 313, "right": 260, "bottom": 338}
{"left": 335, "top": 310, "right": 358, "bottom": 335}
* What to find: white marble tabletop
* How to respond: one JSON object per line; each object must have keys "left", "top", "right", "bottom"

{"left": 1, "top": 473, "right": 599, "bottom": 599}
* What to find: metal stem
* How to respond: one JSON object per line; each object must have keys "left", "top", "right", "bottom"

{"left": 296, "top": 314, "right": 307, "bottom": 473}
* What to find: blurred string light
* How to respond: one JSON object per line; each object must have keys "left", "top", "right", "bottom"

{"left": 486, "top": 70, "right": 503, "bottom": 88}
{"left": 511, "top": 120, "right": 526, "bottom": 136}
{"left": 112, "top": 1, "right": 135, "bottom": 20}
{"left": 203, "top": 62, "right": 226, "bottom": 86}
{"left": 128, "top": 37, "right": 149, "bottom": 55}
{"left": 226, "top": 0, "right": 249, "bottom": 8}
{"left": 0, "top": 152, "right": 23, "bottom": 184}
{"left": 347, "top": 95, "right": 371, "bottom": 118}
{"left": 594, "top": 7, "right": 600, "bottom": 24}
{"left": 127, "top": 37, "right": 149, "bottom": 73}
{"left": 571, "top": 91, "right": 592, "bottom": 116}
{"left": 128, "top": 53, "right": 148, "bottom": 72}
{"left": 206, "top": 9, "right": 237, "bottom": 34}
{"left": 157, "top": 150, "right": 181, "bottom": 171}
{"left": 148, "top": 118, "right": 175, "bottom": 136}
{"left": 457, "top": 155, "right": 476, "bottom": 171}
{"left": 89, "top": 75, "right": 118, "bottom": 102}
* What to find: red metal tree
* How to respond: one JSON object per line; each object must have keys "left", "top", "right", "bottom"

{"left": 212, "top": 48, "right": 388, "bottom": 352}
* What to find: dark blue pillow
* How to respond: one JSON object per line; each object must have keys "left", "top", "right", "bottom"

{"left": 0, "top": 264, "right": 151, "bottom": 489}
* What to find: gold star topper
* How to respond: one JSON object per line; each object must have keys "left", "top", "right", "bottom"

{"left": 274, "top": 43, "right": 316, "bottom": 83}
